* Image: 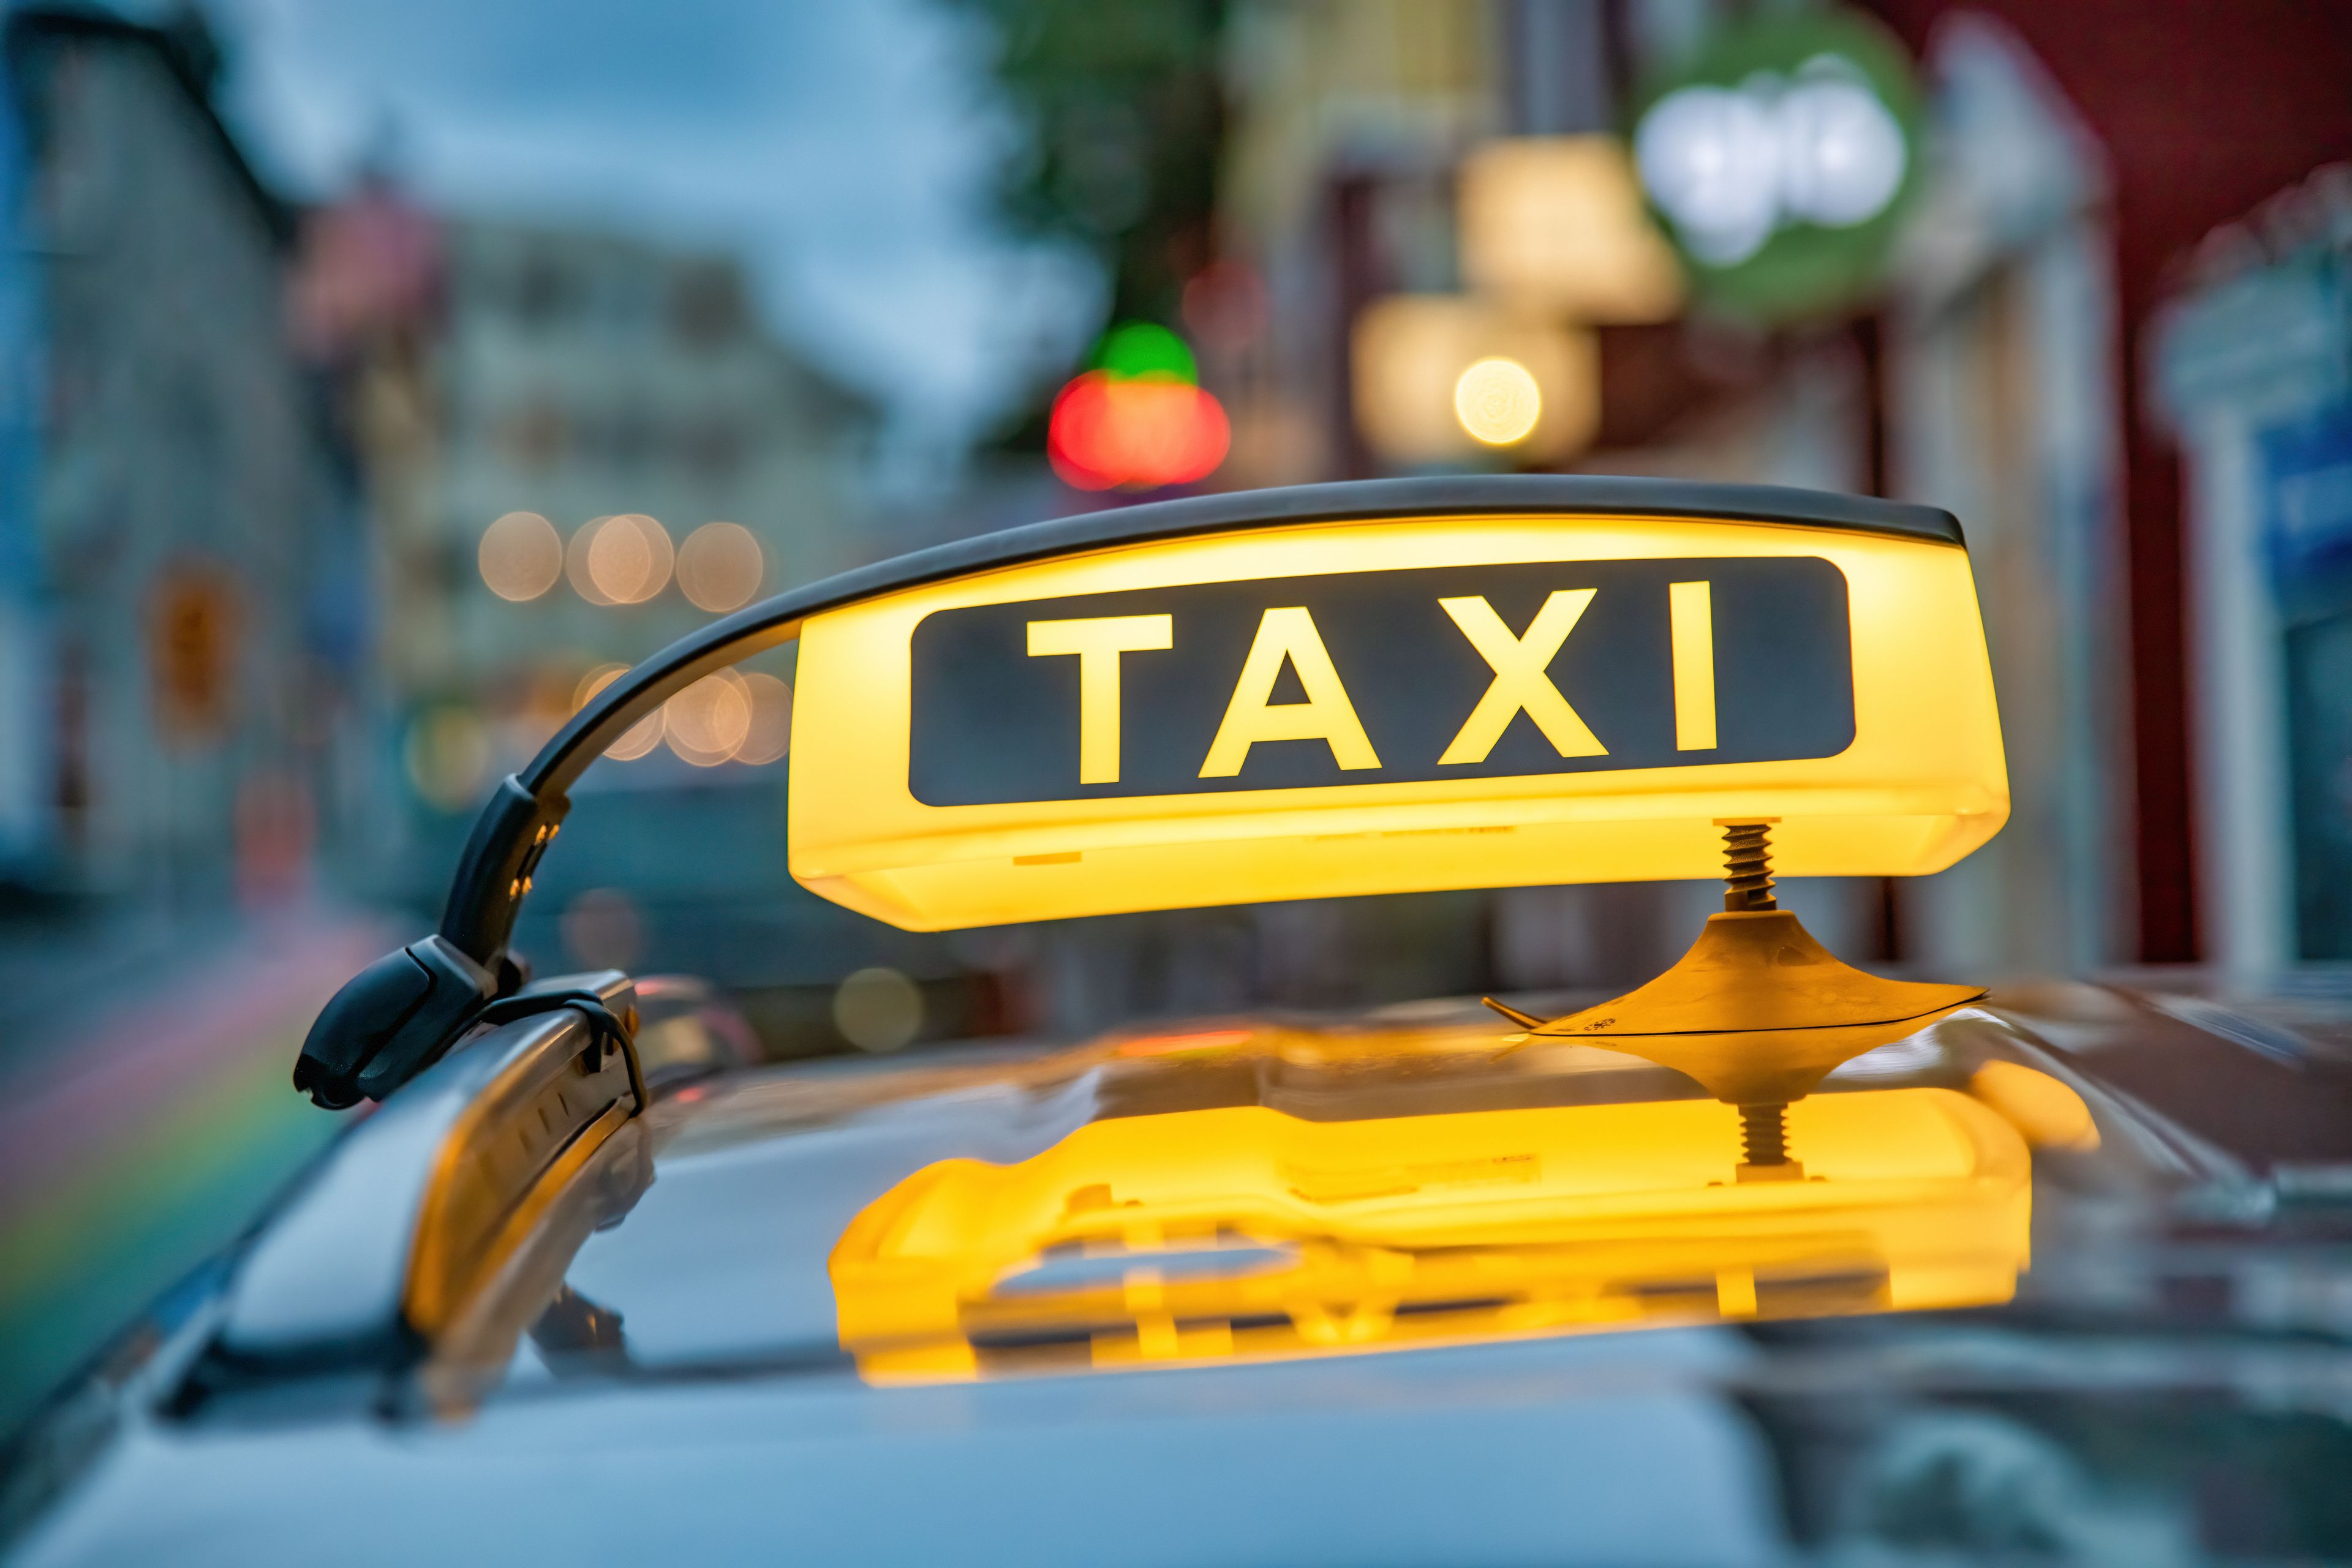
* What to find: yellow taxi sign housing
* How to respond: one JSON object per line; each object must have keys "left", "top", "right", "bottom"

{"left": 788, "top": 482, "right": 2004, "bottom": 930}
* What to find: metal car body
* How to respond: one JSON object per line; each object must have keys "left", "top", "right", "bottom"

{"left": 10, "top": 977, "right": 2352, "bottom": 1564}
{"left": 10, "top": 479, "right": 2352, "bottom": 1564}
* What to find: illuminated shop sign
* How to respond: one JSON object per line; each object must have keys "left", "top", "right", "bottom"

{"left": 1630, "top": 7, "right": 1922, "bottom": 323}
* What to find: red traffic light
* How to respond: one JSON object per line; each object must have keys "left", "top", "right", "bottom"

{"left": 1047, "top": 371, "right": 1229, "bottom": 491}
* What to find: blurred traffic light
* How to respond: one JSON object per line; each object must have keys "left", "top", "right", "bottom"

{"left": 1047, "top": 322, "right": 1229, "bottom": 490}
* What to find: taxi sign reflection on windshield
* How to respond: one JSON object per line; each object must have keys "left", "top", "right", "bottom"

{"left": 790, "top": 512, "right": 2005, "bottom": 930}
{"left": 829, "top": 1089, "right": 2033, "bottom": 1384}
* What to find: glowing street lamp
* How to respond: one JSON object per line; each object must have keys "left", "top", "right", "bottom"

{"left": 1352, "top": 296, "right": 1597, "bottom": 466}
{"left": 1453, "top": 358, "right": 1545, "bottom": 447}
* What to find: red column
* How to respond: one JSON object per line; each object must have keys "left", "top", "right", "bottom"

{"left": 1866, "top": 0, "right": 2352, "bottom": 961}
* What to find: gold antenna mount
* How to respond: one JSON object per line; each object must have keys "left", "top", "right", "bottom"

{"left": 1483, "top": 820, "right": 1985, "bottom": 1181}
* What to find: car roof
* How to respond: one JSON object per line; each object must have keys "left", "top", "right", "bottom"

{"left": 13, "top": 977, "right": 2352, "bottom": 1564}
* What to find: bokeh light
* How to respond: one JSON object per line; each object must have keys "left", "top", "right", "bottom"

{"left": 477, "top": 510, "right": 564, "bottom": 601}
{"left": 1353, "top": 298, "right": 1597, "bottom": 464}
{"left": 676, "top": 521, "right": 764, "bottom": 613}
{"left": 1093, "top": 320, "right": 1197, "bottom": 382}
{"left": 663, "top": 669, "right": 752, "bottom": 766}
{"left": 1636, "top": 66, "right": 1906, "bottom": 267}
{"left": 565, "top": 518, "right": 614, "bottom": 605}
{"left": 567, "top": 513, "right": 674, "bottom": 605}
{"left": 574, "top": 662, "right": 663, "bottom": 760}
{"left": 1777, "top": 75, "right": 1907, "bottom": 225}
{"left": 735, "top": 672, "right": 793, "bottom": 764}
{"left": 593, "top": 513, "right": 674, "bottom": 604}
{"left": 1453, "top": 357, "right": 1544, "bottom": 445}
{"left": 1049, "top": 372, "right": 1229, "bottom": 490}
{"left": 1048, "top": 320, "right": 1229, "bottom": 491}
{"left": 571, "top": 662, "right": 624, "bottom": 714}
{"left": 403, "top": 705, "right": 491, "bottom": 810}
{"left": 1635, "top": 86, "right": 1781, "bottom": 265}
{"left": 832, "top": 965, "right": 923, "bottom": 1052}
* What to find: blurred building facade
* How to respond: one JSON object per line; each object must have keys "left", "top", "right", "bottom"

{"left": 289, "top": 190, "right": 950, "bottom": 1053}
{"left": 292, "top": 202, "right": 875, "bottom": 839}
{"left": 1147, "top": 0, "right": 2352, "bottom": 1003}
{"left": 0, "top": 6, "right": 366, "bottom": 907}
{"left": 1864, "top": 0, "right": 2352, "bottom": 972}
{"left": 0, "top": 4, "right": 947, "bottom": 1057}
{"left": 2158, "top": 169, "right": 2352, "bottom": 970}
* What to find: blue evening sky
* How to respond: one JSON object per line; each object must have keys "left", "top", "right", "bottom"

{"left": 211, "top": 0, "right": 1101, "bottom": 453}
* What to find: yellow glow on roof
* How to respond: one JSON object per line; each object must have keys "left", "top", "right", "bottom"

{"left": 829, "top": 1089, "right": 2030, "bottom": 1383}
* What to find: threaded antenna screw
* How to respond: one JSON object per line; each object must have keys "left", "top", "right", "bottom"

{"left": 1738, "top": 1102, "right": 1790, "bottom": 1166}
{"left": 1721, "top": 821, "right": 1778, "bottom": 913}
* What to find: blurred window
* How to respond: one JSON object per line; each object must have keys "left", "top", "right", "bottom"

{"left": 513, "top": 252, "right": 573, "bottom": 327}
{"left": 679, "top": 418, "right": 744, "bottom": 483}
{"left": 671, "top": 262, "right": 745, "bottom": 348}
{"left": 607, "top": 404, "right": 655, "bottom": 470}
{"left": 2288, "top": 611, "right": 2352, "bottom": 957}
{"left": 610, "top": 271, "right": 660, "bottom": 337}
{"left": 495, "top": 398, "right": 566, "bottom": 473}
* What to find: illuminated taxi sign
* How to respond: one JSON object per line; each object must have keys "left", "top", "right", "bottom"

{"left": 908, "top": 556, "right": 1853, "bottom": 802}
{"left": 789, "top": 501, "right": 2005, "bottom": 930}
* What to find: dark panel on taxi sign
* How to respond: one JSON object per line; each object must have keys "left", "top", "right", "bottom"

{"left": 909, "top": 556, "right": 1852, "bottom": 805}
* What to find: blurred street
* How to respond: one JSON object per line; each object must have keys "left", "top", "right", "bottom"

{"left": 2, "top": 0, "right": 2352, "bottom": 1444}
{"left": 0, "top": 908, "right": 383, "bottom": 1425}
